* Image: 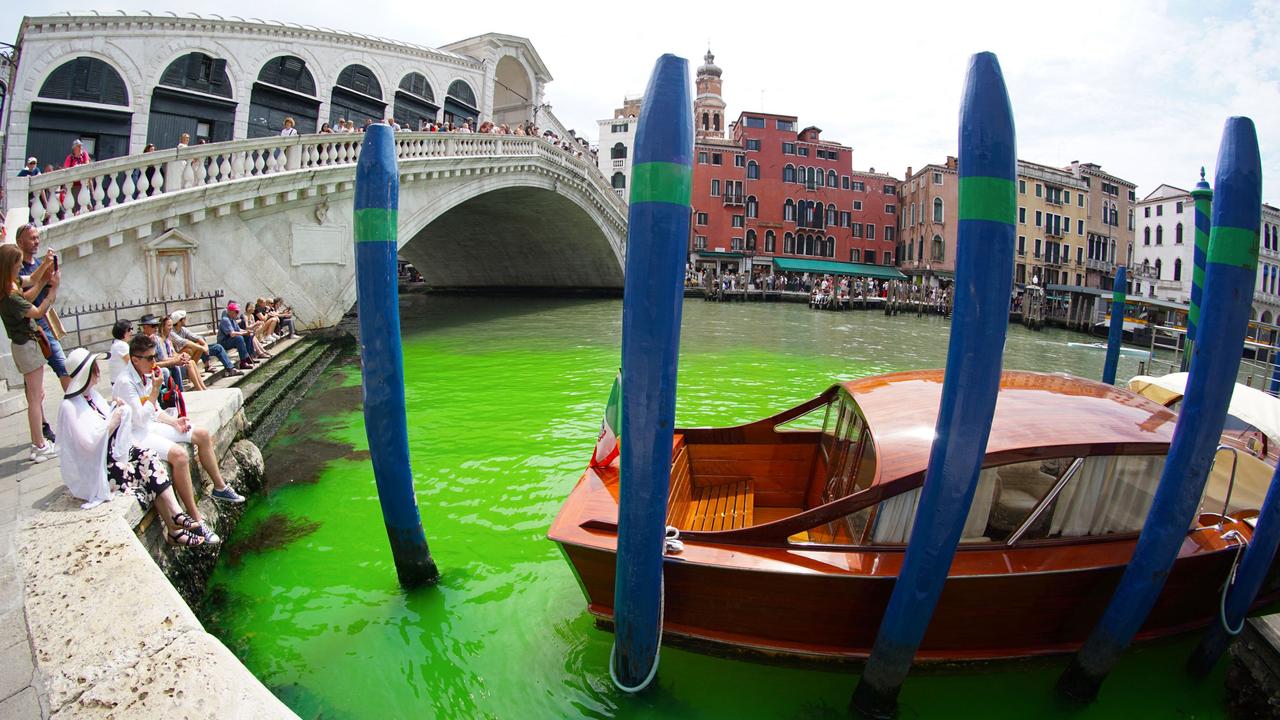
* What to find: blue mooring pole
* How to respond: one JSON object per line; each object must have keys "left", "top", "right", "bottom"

{"left": 1056, "top": 117, "right": 1262, "bottom": 703}
{"left": 611, "top": 54, "right": 693, "bottom": 693}
{"left": 1188, "top": 462, "right": 1280, "bottom": 676}
{"left": 353, "top": 124, "right": 439, "bottom": 587}
{"left": 1184, "top": 169, "right": 1212, "bottom": 372}
{"left": 1101, "top": 266, "right": 1127, "bottom": 385}
{"left": 851, "top": 51, "right": 1016, "bottom": 719}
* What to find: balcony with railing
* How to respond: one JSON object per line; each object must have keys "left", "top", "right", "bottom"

{"left": 722, "top": 193, "right": 745, "bottom": 207}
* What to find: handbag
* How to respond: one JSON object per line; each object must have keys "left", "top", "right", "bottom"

{"left": 34, "top": 328, "right": 53, "bottom": 359}
{"left": 46, "top": 308, "right": 66, "bottom": 341}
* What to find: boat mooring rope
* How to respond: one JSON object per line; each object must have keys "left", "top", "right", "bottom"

{"left": 1219, "top": 531, "right": 1247, "bottom": 636}
{"left": 609, "top": 527, "right": 682, "bottom": 693}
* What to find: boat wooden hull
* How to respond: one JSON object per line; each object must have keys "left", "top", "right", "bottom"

{"left": 555, "top": 532, "right": 1280, "bottom": 662}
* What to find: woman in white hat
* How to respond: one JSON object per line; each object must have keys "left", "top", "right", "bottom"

{"left": 57, "top": 347, "right": 210, "bottom": 545}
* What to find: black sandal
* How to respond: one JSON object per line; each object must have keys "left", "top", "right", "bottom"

{"left": 172, "top": 512, "right": 201, "bottom": 531}
{"left": 165, "top": 528, "right": 206, "bottom": 547}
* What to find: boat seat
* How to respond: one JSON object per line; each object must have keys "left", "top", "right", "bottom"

{"left": 686, "top": 478, "right": 755, "bottom": 532}
{"left": 991, "top": 464, "right": 1056, "bottom": 533}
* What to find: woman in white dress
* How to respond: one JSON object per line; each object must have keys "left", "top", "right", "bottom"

{"left": 56, "top": 348, "right": 210, "bottom": 545}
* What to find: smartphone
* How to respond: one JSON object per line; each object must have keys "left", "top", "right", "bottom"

{"left": 52, "top": 255, "right": 58, "bottom": 272}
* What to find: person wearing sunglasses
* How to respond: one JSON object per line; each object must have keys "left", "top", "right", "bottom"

{"left": 113, "top": 334, "right": 244, "bottom": 543}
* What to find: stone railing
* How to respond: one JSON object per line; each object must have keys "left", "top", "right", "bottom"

{"left": 7, "top": 132, "right": 624, "bottom": 227}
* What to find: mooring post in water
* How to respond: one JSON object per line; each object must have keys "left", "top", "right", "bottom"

{"left": 611, "top": 53, "right": 693, "bottom": 693}
{"left": 1188, "top": 462, "right": 1280, "bottom": 676}
{"left": 1184, "top": 169, "right": 1213, "bottom": 373}
{"left": 1101, "top": 265, "right": 1127, "bottom": 385}
{"left": 352, "top": 123, "right": 439, "bottom": 588}
{"left": 1057, "top": 116, "right": 1261, "bottom": 704}
{"left": 851, "top": 51, "right": 1016, "bottom": 720}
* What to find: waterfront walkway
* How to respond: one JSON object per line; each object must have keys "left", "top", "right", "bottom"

{"left": 0, "top": 360, "right": 297, "bottom": 718}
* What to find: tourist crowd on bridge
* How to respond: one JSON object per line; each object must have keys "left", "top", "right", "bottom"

{"left": 2, "top": 222, "right": 308, "bottom": 548}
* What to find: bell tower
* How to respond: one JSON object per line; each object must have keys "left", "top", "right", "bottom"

{"left": 694, "top": 49, "right": 726, "bottom": 140}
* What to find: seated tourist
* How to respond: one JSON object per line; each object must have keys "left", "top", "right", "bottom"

{"left": 159, "top": 314, "right": 206, "bottom": 391}
{"left": 252, "top": 297, "right": 280, "bottom": 345}
{"left": 217, "top": 302, "right": 256, "bottom": 369}
{"left": 113, "top": 334, "right": 245, "bottom": 523}
{"left": 170, "top": 311, "right": 240, "bottom": 377}
{"left": 234, "top": 300, "right": 270, "bottom": 359}
{"left": 139, "top": 313, "right": 188, "bottom": 390}
{"left": 57, "top": 348, "right": 210, "bottom": 545}
{"left": 271, "top": 297, "right": 296, "bottom": 338}
{"left": 108, "top": 319, "right": 133, "bottom": 383}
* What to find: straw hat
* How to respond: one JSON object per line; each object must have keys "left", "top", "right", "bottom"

{"left": 64, "top": 347, "right": 108, "bottom": 398}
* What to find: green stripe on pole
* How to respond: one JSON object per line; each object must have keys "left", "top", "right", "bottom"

{"left": 1112, "top": 285, "right": 1125, "bottom": 305}
{"left": 1209, "top": 226, "right": 1260, "bottom": 270}
{"left": 354, "top": 208, "right": 399, "bottom": 243}
{"left": 958, "top": 176, "right": 1017, "bottom": 223}
{"left": 630, "top": 162, "right": 693, "bottom": 206}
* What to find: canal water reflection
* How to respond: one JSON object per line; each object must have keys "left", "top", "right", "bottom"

{"left": 203, "top": 296, "right": 1224, "bottom": 719}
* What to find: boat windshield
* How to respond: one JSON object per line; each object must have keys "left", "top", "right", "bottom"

{"left": 795, "top": 454, "right": 1167, "bottom": 546}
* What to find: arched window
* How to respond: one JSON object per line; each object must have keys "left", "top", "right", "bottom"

{"left": 447, "top": 79, "right": 476, "bottom": 107}
{"left": 1156, "top": 225, "right": 1164, "bottom": 245}
{"left": 747, "top": 160, "right": 759, "bottom": 180}
{"left": 39, "top": 57, "right": 129, "bottom": 105}
{"left": 746, "top": 196, "right": 758, "bottom": 219}
{"left": 784, "top": 199, "right": 796, "bottom": 222}
{"left": 1174, "top": 257, "right": 1182, "bottom": 282}
{"left": 611, "top": 172, "right": 626, "bottom": 190}
{"left": 396, "top": 72, "right": 439, "bottom": 129}
{"left": 826, "top": 236, "right": 836, "bottom": 257}
{"left": 826, "top": 205, "right": 837, "bottom": 227}
{"left": 249, "top": 55, "right": 319, "bottom": 137}
{"left": 933, "top": 197, "right": 944, "bottom": 223}
{"left": 784, "top": 232, "right": 795, "bottom": 254}
{"left": 933, "top": 234, "right": 945, "bottom": 261}
{"left": 150, "top": 52, "right": 235, "bottom": 147}
{"left": 765, "top": 230, "right": 776, "bottom": 253}
{"left": 827, "top": 170, "right": 837, "bottom": 187}
{"left": 783, "top": 164, "right": 795, "bottom": 183}
{"left": 444, "top": 80, "right": 479, "bottom": 125}
{"left": 805, "top": 234, "right": 816, "bottom": 256}
{"left": 32, "top": 57, "right": 132, "bottom": 161}
{"left": 747, "top": 229, "right": 757, "bottom": 251}
{"left": 331, "top": 64, "right": 386, "bottom": 126}
{"left": 807, "top": 167, "right": 817, "bottom": 186}
{"left": 1176, "top": 222, "right": 1183, "bottom": 244}
{"left": 1155, "top": 258, "right": 1163, "bottom": 279}
{"left": 1144, "top": 227, "right": 1151, "bottom": 245}
{"left": 713, "top": 113, "right": 721, "bottom": 131}
{"left": 702, "top": 112, "right": 709, "bottom": 130}
{"left": 611, "top": 142, "right": 627, "bottom": 160}
{"left": 815, "top": 169, "right": 825, "bottom": 187}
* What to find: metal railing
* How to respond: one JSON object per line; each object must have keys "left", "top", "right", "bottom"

{"left": 7, "top": 131, "right": 624, "bottom": 226}
{"left": 57, "top": 290, "right": 225, "bottom": 353}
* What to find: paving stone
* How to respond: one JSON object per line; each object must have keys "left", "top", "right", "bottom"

{"left": 0, "top": 686, "right": 41, "bottom": 720}
{"left": 0, "top": 607, "right": 27, "bottom": 651}
{"left": 0, "top": 637, "right": 35, "bottom": 702}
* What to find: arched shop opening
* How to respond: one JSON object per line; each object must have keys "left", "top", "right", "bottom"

{"left": 393, "top": 72, "right": 438, "bottom": 129}
{"left": 27, "top": 57, "right": 132, "bottom": 164}
{"left": 330, "top": 64, "right": 385, "bottom": 127}
{"left": 443, "top": 80, "right": 479, "bottom": 126}
{"left": 248, "top": 55, "right": 319, "bottom": 138}
{"left": 493, "top": 56, "right": 532, "bottom": 126}
{"left": 147, "top": 52, "right": 235, "bottom": 148}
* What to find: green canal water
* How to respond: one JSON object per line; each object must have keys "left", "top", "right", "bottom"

{"left": 203, "top": 296, "right": 1227, "bottom": 719}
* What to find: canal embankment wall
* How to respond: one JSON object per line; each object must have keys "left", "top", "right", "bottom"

{"left": 3, "top": 334, "right": 343, "bottom": 717}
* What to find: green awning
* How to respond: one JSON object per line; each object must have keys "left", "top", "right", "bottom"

{"left": 694, "top": 251, "right": 744, "bottom": 259}
{"left": 772, "top": 257, "right": 906, "bottom": 280}
{"left": 932, "top": 270, "right": 955, "bottom": 280}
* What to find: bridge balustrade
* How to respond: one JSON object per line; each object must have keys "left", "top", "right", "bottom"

{"left": 7, "top": 132, "right": 622, "bottom": 228}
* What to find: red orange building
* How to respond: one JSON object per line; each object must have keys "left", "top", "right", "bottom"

{"left": 687, "top": 52, "right": 902, "bottom": 281}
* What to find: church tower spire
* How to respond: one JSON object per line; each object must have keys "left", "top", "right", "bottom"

{"left": 694, "top": 48, "right": 727, "bottom": 140}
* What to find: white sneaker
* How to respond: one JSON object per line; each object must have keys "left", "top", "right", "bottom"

{"left": 30, "top": 442, "right": 57, "bottom": 463}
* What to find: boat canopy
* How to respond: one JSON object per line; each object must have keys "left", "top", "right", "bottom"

{"left": 772, "top": 257, "right": 906, "bottom": 280}
{"left": 1129, "top": 373, "right": 1280, "bottom": 448}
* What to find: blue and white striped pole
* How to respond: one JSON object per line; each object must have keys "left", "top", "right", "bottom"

{"left": 611, "top": 54, "right": 693, "bottom": 693}
{"left": 1057, "top": 117, "right": 1262, "bottom": 702}
{"left": 1101, "top": 266, "right": 1127, "bottom": 385}
{"left": 1188, "top": 462, "right": 1280, "bottom": 676}
{"left": 851, "top": 52, "right": 1016, "bottom": 719}
{"left": 353, "top": 124, "right": 438, "bottom": 587}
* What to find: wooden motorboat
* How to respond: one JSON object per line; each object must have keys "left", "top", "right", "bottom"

{"left": 548, "top": 369, "right": 1280, "bottom": 662}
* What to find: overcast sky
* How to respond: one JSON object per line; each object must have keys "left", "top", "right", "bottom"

{"left": 3, "top": 1, "right": 1277, "bottom": 203}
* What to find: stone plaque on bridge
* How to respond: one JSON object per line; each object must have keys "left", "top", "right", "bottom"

{"left": 291, "top": 225, "right": 351, "bottom": 266}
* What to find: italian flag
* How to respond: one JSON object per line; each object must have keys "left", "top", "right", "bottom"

{"left": 590, "top": 370, "right": 622, "bottom": 468}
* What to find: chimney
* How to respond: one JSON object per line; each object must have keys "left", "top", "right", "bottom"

{"left": 946, "top": 156, "right": 957, "bottom": 170}
{"left": 906, "top": 166, "right": 913, "bottom": 180}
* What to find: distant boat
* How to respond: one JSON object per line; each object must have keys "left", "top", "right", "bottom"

{"left": 549, "top": 370, "right": 1277, "bottom": 661}
{"left": 1067, "top": 341, "right": 1152, "bottom": 360}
